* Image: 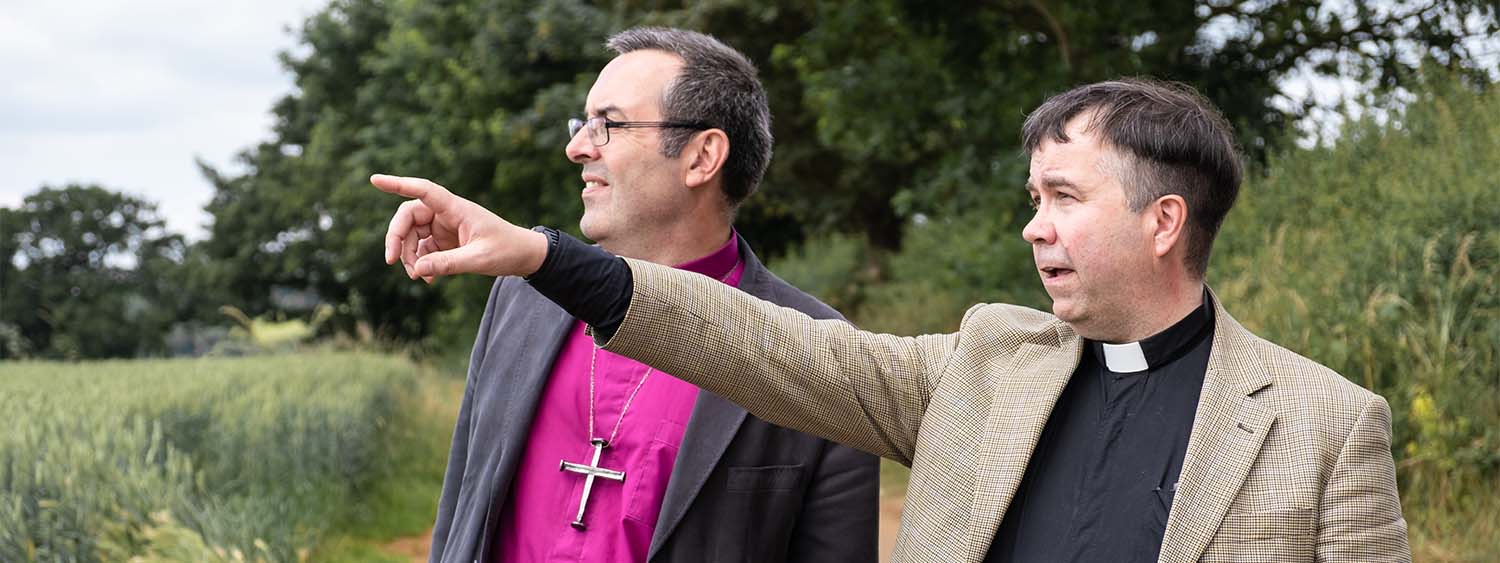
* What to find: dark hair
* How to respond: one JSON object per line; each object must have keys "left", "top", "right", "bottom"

{"left": 606, "top": 27, "right": 771, "bottom": 208}
{"left": 1022, "top": 78, "right": 1243, "bottom": 278}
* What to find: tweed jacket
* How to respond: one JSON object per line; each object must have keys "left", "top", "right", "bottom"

{"left": 597, "top": 258, "right": 1411, "bottom": 563}
{"left": 428, "top": 238, "right": 878, "bottom": 563}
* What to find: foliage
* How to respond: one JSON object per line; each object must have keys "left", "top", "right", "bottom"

{"left": 0, "top": 185, "right": 191, "bottom": 359}
{"left": 196, "top": 0, "right": 607, "bottom": 346}
{"left": 1211, "top": 69, "right": 1500, "bottom": 560}
{"left": 190, "top": 0, "right": 1498, "bottom": 350}
{"left": 772, "top": 207, "right": 1047, "bottom": 336}
{"left": 763, "top": 231, "right": 869, "bottom": 314}
{"left": 0, "top": 352, "right": 418, "bottom": 562}
{"left": 680, "top": 0, "right": 1500, "bottom": 248}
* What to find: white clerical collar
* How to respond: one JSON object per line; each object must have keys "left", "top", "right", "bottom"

{"left": 1101, "top": 341, "right": 1149, "bottom": 373}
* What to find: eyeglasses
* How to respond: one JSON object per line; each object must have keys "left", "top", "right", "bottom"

{"left": 567, "top": 116, "right": 711, "bottom": 146}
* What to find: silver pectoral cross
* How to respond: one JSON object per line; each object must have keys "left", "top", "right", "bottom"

{"left": 558, "top": 438, "right": 626, "bottom": 530}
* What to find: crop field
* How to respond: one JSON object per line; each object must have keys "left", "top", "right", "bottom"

{"left": 0, "top": 352, "right": 423, "bottom": 562}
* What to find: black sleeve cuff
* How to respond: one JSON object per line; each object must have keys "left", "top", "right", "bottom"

{"left": 525, "top": 227, "right": 632, "bottom": 339}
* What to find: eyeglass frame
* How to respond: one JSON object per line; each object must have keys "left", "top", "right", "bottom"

{"left": 567, "top": 116, "right": 713, "bottom": 146}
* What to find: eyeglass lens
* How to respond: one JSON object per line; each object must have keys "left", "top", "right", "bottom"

{"left": 567, "top": 117, "right": 608, "bottom": 145}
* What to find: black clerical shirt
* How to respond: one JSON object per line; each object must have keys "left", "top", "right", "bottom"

{"left": 987, "top": 292, "right": 1214, "bottom": 563}
{"left": 525, "top": 230, "right": 1217, "bottom": 563}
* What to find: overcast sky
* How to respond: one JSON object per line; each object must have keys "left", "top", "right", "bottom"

{"left": 1, "top": 0, "right": 327, "bottom": 241}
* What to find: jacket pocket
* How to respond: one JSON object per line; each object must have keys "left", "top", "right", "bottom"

{"left": 1215, "top": 507, "right": 1315, "bottom": 541}
{"left": 714, "top": 464, "right": 809, "bottom": 563}
{"left": 1199, "top": 508, "right": 1315, "bottom": 562}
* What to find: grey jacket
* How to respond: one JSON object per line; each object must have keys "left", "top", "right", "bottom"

{"left": 428, "top": 236, "right": 880, "bottom": 563}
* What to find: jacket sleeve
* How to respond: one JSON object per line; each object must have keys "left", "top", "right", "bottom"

{"left": 1315, "top": 395, "right": 1411, "bottom": 562}
{"left": 786, "top": 441, "right": 881, "bottom": 562}
{"left": 428, "top": 277, "right": 511, "bottom": 563}
{"left": 600, "top": 259, "right": 963, "bottom": 465}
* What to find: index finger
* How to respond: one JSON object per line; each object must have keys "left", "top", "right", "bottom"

{"left": 370, "top": 174, "right": 454, "bottom": 212}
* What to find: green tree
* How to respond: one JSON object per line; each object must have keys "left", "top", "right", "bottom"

{"left": 685, "top": 0, "right": 1500, "bottom": 256}
{"left": 199, "top": 0, "right": 614, "bottom": 343}
{"left": 198, "top": 0, "right": 401, "bottom": 339}
{"left": 202, "top": 0, "right": 1499, "bottom": 346}
{"left": 1, "top": 185, "right": 188, "bottom": 359}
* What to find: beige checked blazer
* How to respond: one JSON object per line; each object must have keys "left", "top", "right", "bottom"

{"left": 599, "top": 259, "right": 1411, "bottom": 563}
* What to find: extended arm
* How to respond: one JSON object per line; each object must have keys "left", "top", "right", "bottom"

{"left": 372, "top": 173, "right": 959, "bottom": 462}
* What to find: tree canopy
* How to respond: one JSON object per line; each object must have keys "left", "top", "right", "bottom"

{"left": 6, "top": 0, "right": 1497, "bottom": 354}
{"left": 191, "top": 0, "right": 1496, "bottom": 345}
{"left": 0, "top": 185, "right": 187, "bottom": 359}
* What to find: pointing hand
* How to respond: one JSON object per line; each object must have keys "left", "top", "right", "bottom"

{"left": 370, "top": 174, "right": 549, "bottom": 281}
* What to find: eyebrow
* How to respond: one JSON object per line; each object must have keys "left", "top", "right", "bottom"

{"left": 589, "top": 105, "right": 626, "bottom": 120}
{"left": 1024, "top": 175, "right": 1078, "bottom": 192}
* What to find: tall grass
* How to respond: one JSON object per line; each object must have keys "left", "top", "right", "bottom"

{"left": 1214, "top": 72, "right": 1500, "bottom": 561}
{"left": 0, "top": 352, "right": 418, "bottom": 562}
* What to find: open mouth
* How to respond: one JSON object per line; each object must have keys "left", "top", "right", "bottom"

{"left": 1040, "top": 267, "right": 1075, "bottom": 280}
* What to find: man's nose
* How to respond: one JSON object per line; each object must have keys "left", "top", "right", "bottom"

{"left": 566, "top": 129, "right": 598, "bottom": 163}
{"left": 1022, "top": 208, "right": 1055, "bottom": 245}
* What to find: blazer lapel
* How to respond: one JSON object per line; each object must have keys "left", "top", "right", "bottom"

{"left": 647, "top": 235, "right": 767, "bottom": 560}
{"left": 966, "top": 324, "right": 1083, "bottom": 561}
{"left": 470, "top": 283, "right": 574, "bottom": 551}
{"left": 1157, "top": 295, "right": 1275, "bottom": 563}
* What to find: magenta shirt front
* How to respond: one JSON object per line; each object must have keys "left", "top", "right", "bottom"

{"left": 494, "top": 234, "right": 744, "bottom": 563}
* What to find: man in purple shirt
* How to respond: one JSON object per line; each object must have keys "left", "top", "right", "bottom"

{"left": 411, "top": 27, "right": 879, "bottom": 563}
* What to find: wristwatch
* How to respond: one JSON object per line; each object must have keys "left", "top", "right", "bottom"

{"left": 526, "top": 225, "right": 559, "bottom": 279}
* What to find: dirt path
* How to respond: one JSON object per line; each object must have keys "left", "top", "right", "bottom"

{"left": 379, "top": 497, "right": 903, "bottom": 562}
{"left": 379, "top": 528, "right": 431, "bottom": 562}
{"left": 878, "top": 496, "right": 904, "bottom": 562}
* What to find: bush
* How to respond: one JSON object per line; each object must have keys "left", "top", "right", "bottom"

{"left": 770, "top": 207, "right": 1045, "bottom": 336}
{"left": 763, "top": 231, "right": 870, "bottom": 314}
{"left": 857, "top": 208, "right": 1047, "bottom": 335}
{"left": 1212, "top": 71, "right": 1500, "bottom": 559}
{"left": 0, "top": 352, "right": 418, "bottom": 562}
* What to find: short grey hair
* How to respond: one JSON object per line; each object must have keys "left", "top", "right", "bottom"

{"left": 606, "top": 27, "right": 772, "bottom": 208}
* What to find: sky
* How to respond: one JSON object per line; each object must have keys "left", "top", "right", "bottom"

{"left": 1, "top": 0, "right": 327, "bottom": 241}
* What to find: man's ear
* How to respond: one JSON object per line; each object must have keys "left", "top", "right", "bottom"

{"left": 684, "top": 129, "right": 730, "bottom": 189}
{"left": 1149, "top": 194, "right": 1189, "bottom": 260}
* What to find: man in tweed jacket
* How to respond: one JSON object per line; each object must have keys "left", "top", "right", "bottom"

{"left": 372, "top": 79, "right": 1410, "bottom": 562}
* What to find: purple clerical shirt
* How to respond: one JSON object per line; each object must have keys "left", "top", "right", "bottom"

{"left": 493, "top": 233, "right": 744, "bottom": 562}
